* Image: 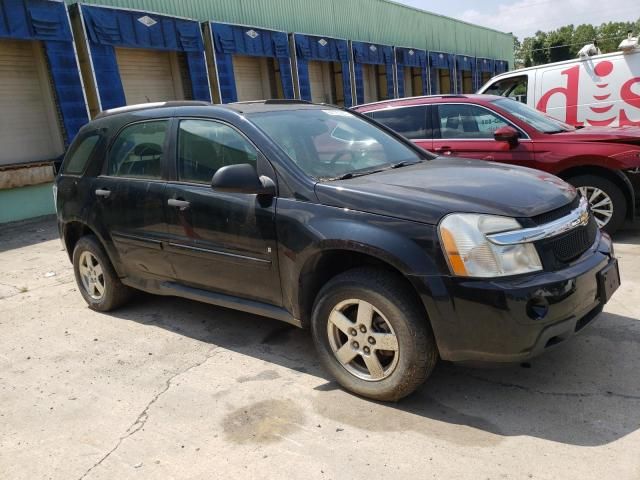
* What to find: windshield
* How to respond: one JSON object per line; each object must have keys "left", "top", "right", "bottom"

{"left": 250, "top": 108, "right": 427, "bottom": 180}
{"left": 492, "top": 97, "right": 574, "bottom": 133}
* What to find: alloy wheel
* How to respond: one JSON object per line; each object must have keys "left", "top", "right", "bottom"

{"left": 326, "top": 299, "right": 399, "bottom": 381}
{"left": 578, "top": 186, "right": 613, "bottom": 228}
{"left": 78, "top": 251, "right": 105, "bottom": 300}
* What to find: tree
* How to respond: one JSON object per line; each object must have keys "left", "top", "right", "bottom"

{"left": 515, "top": 18, "right": 639, "bottom": 67}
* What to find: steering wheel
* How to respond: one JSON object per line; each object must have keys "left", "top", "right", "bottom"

{"left": 328, "top": 151, "right": 356, "bottom": 165}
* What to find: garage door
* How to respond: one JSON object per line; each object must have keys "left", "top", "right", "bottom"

{"left": 362, "top": 63, "right": 378, "bottom": 103}
{"left": 0, "top": 39, "right": 63, "bottom": 165}
{"left": 233, "top": 55, "right": 271, "bottom": 101}
{"left": 308, "top": 60, "right": 333, "bottom": 104}
{"left": 404, "top": 67, "right": 423, "bottom": 97}
{"left": 115, "top": 47, "right": 183, "bottom": 104}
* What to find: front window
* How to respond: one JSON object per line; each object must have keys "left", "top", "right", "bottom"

{"left": 483, "top": 75, "right": 528, "bottom": 103}
{"left": 177, "top": 119, "right": 257, "bottom": 184}
{"left": 437, "top": 104, "right": 515, "bottom": 139}
{"left": 492, "top": 98, "right": 574, "bottom": 133}
{"left": 250, "top": 109, "right": 428, "bottom": 180}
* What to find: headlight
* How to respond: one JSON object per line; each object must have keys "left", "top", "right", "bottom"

{"left": 439, "top": 214, "right": 542, "bottom": 277}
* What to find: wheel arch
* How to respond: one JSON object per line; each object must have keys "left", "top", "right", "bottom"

{"left": 61, "top": 220, "right": 116, "bottom": 266}
{"left": 556, "top": 164, "right": 635, "bottom": 219}
{"left": 295, "top": 245, "right": 432, "bottom": 329}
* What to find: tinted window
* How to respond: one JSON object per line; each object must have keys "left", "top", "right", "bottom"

{"left": 108, "top": 121, "right": 168, "bottom": 179}
{"left": 63, "top": 132, "right": 100, "bottom": 174}
{"left": 178, "top": 120, "right": 257, "bottom": 184}
{"left": 251, "top": 108, "right": 428, "bottom": 180}
{"left": 368, "top": 106, "right": 429, "bottom": 139}
{"left": 437, "top": 104, "right": 512, "bottom": 139}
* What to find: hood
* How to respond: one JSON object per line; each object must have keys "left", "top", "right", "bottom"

{"left": 548, "top": 125, "right": 640, "bottom": 144}
{"left": 315, "top": 158, "right": 576, "bottom": 225}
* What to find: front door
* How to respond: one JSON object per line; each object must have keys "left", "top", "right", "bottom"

{"left": 92, "top": 119, "right": 173, "bottom": 279}
{"left": 432, "top": 103, "right": 536, "bottom": 168}
{"left": 163, "top": 118, "right": 282, "bottom": 306}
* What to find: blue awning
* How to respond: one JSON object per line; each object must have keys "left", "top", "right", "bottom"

{"left": 396, "top": 47, "right": 426, "bottom": 68}
{"left": 80, "top": 4, "right": 211, "bottom": 110}
{"left": 294, "top": 33, "right": 352, "bottom": 106}
{"left": 0, "top": 0, "right": 88, "bottom": 146}
{"left": 209, "top": 22, "right": 294, "bottom": 103}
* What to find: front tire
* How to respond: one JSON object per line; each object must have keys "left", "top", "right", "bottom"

{"left": 568, "top": 174, "right": 626, "bottom": 235}
{"left": 72, "top": 235, "right": 132, "bottom": 312}
{"left": 311, "top": 268, "right": 438, "bottom": 401}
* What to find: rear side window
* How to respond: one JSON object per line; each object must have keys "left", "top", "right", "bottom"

{"left": 367, "top": 106, "right": 430, "bottom": 139}
{"left": 62, "top": 132, "right": 100, "bottom": 174}
{"left": 108, "top": 120, "right": 169, "bottom": 179}
{"left": 178, "top": 119, "right": 257, "bottom": 184}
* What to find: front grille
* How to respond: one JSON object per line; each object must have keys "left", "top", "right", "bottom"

{"left": 535, "top": 215, "right": 599, "bottom": 270}
{"left": 548, "top": 217, "right": 598, "bottom": 262}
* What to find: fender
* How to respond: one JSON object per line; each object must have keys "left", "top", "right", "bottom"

{"left": 274, "top": 198, "right": 443, "bottom": 321}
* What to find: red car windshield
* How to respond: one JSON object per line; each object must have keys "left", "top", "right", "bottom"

{"left": 492, "top": 98, "right": 575, "bottom": 134}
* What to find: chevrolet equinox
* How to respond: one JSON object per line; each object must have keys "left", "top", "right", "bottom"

{"left": 55, "top": 100, "right": 620, "bottom": 401}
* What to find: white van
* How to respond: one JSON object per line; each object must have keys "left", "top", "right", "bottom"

{"left": 478, "top": 37, "right": 640, "bottom": 127}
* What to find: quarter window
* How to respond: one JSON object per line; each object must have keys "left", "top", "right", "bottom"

{"left": 108, "top": 121, "right": 168, "bottom": 179}
{"left": 178, "top": 119, "right": 257, "bottom": 184}
{"left": 368, "top": 106, "right": 430, "bottom": 139}
{"left": 63, "top": 132, "right": 100, "bottom": 174}
{"left": 437, "top": 104, "right": 513, "bottom": 139}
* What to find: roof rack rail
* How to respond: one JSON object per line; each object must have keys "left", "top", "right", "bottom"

{"left": 95, "top": 101, "right": 210, "bottom": 119}
{"left": 264, "top": 99, "right": 314, "bottom": 104}
{"left": 231, "top": 99, "right": 315, "bottom": 105}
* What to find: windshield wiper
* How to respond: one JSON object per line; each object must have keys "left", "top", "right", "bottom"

{"left": 330, "top": 161, "right": 419, "bottom": 181}
{"left": 390, "top": 160, "right": 418, "bottom": 168}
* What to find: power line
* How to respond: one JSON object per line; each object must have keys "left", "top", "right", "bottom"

{"left": 524, "top": 34, "right": 631, "bottom": 53}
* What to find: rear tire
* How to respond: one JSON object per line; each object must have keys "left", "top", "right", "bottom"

{"left": 311, "top": 267, "right": 438, "bottom": 401}
{"left": 568, "top": 174, "right": 626, "bottom": 235}
{"left": 72, "top": 235, "right": 132, "bottom": 312}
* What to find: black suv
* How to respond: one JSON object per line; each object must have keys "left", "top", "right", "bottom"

{"left": 55, "top": 100, "right": 620, "bottom": 401}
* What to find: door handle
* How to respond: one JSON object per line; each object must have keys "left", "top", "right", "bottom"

{"left": 95, "top": 188, "right": 111, "bottom": 198}
{"left": 434, "top": 146, "right": 453, "bottom": 155}
{"left": 168, "top": 198, "right": 190, "bottom": 211}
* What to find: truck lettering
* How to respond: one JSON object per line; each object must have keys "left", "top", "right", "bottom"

{"left": 536, "top": 65, "right": 583, "bottom": 126}
{"left": 536, "top": 60, "right": 640, "bottom": 127}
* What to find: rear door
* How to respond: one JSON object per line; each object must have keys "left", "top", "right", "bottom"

{"left": 432, "top": 103, "right": 536, "bottom": 167}
{"left": 92, "top": 119, "right": 172, "bottom": 279}
{"left": 366, "top": 105, "right": 433, "bottom": 151}
{"left": 163, "top": 118, "right": 282, "bottom": 306}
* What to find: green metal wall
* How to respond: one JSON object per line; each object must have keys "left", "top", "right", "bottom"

{"left": 66, "top": 0, "right": 514, "bottom": 63}
{"left": 0, "top": 183, "right": 55, "bottom": 224}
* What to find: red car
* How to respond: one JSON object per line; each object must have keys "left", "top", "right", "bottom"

{"left": 353, "top": 94, "right": 640, "bottom": 234}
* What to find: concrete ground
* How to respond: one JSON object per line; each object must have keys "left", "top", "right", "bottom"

{"left": 1, "top": 217, "right": 639, "bottom": 480}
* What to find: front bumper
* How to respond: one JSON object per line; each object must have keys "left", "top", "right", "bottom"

{"left": 412, "top": 232, "right": 617, "bottom": 363}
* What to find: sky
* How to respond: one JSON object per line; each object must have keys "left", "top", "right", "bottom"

{"left": 395, "top": 0, "right": 640, "bottom": 40}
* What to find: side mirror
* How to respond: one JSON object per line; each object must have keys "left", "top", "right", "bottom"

{"left": 211, "top": 163, "right": 276, "bottom": 196}
{"left": 493, "top": 126, "right": 519, "bottom": 147}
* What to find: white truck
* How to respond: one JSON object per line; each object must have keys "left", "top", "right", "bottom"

{"left": 478, "top": 34, "right": 640, "bottom": 127}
